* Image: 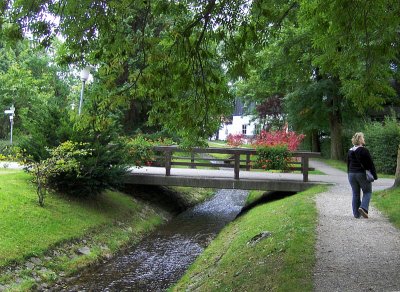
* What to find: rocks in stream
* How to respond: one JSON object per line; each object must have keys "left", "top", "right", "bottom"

{"left": 77, "top": 246, "right": 91, "bottom": 255}
{"left": 0, "top": 241, "right": 106, "bottom": 291}
{"left": 30, "top": 257, "right": 43, "bottom": 265}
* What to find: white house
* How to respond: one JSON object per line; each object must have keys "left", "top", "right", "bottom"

{"left": 216, "top": 99, "right": 258, "bottom": 141}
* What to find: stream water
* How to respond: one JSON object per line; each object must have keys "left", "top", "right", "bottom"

{"left": 58, "top": 189, "right": 249, "bottom": 291}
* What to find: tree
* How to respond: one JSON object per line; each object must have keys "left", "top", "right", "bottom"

{"left": 2, "top": 0, "right": 254, "bottom": 145}
{"left": 0, "top": 40, "right": 69, "bottom": 138}
{"left": 235, "top": 0, "right": 400, "bottom": 159}
{"left": 300, "top": 0, "right": 399, "bottom": 111}
{"left": 2, "top": 0, "right": 399, "bottom": 153}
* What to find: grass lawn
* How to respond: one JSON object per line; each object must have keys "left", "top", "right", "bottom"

{"left": 0, "top": 168, "right": 215, "bottom": 291}
{"left": 207, "top": 141, "right": 228, "bottom": 148}
{"left": 171, "top": 185, "right": 328, "bottom": 291}
{"left": 372, "top": 187, "right": 400, "bottom": 228}
{"left": 0, "top": 169, "right": 163, "bottom": 266}
{"left": 319, "top": 158, "right": 395, "bottom": 179}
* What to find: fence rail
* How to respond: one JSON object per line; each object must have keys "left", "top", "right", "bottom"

{"left": 152, "top": 146, "right": 320, "bottom": 182}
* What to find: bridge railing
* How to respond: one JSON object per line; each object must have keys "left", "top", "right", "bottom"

{"left": 151, "top": 146, "right": 320, "bottom": 182}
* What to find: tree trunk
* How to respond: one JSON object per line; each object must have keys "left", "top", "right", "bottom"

{"left": 311, "top": 130, "right": 321, "bottom": 152}
{"left": 329, "top": 95, "right": 343, "bottom": 160}
{"left": 392, "top": 145, "right": 400, "bottom": 188}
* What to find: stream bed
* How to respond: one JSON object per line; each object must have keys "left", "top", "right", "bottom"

{"left": 58, "top": 188, "right": 249, "bottom": 291}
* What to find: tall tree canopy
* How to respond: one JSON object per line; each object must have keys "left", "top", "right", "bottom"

{"left": 1, "top": 0, "right": 399, "bottom": 152}
{"left": 0, "top": 40, "right": 72, "bottom": 145}
{"left": 1, "top": 0, "right": 254, "bottom": 145}
{"left": 238, "top": 0, "right": 400, "bottom": 158}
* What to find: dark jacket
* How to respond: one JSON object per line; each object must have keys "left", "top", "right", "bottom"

{"left": 347, "top": 146, "right": 378, "bottom": 179}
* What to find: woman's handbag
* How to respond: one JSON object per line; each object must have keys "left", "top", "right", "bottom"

{"left": 366, "top": 170, "right": 375, "bottom": 182}
{"left": 354, "top": 149, "right": 375, "bottom": 183}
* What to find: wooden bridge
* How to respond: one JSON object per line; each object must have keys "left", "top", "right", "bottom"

{"left": 124, "top": 146, "right": 323, "bottom": 192}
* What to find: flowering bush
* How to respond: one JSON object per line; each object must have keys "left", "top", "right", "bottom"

{"left": 252, "top": 130, "right": 305, "bottom": 151}
{"left": 227, "top": 133, "right": 244, "bottom": 147}
{"left": 254, "top": 145, "right": 292, "bottom": 172}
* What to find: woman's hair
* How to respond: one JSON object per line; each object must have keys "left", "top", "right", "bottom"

{"left": 351, "top": 132, "right": 365, "bottom": 146}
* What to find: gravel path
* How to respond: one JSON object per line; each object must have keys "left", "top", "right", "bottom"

{"left": 311, "top": 160, "right": 400, "bottom": 292}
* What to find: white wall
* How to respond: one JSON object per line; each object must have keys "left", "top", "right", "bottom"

{"left": 217, "top": 115, "right": 257, "bottom": 141}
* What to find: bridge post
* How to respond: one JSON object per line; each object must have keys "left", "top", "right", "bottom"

{"left": 165, "top": 150, "right": 172, "bottom": 176}
{"left": 302, "top": 156, "right": 309, "bottom": 182}
{"left": 190, "top": 152, "right": 195, "bottom": 169}
{"left": 234, "top": 151, "right": 240, "bottom": 179}
{"left": 246, "top": 153, "right": 251, "bottom": 171}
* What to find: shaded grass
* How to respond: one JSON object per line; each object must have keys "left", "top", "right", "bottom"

{"left": 372, "top": 187, "right": 400, "bottom": 228}
{"left": 172, "top": 185, "right": 328, "bottom": 291}
{"left": 317, "top": 158, "right": 347, "bottom": 173}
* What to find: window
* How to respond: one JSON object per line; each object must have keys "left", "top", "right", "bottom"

{"left": 242, "top": 124, "right": 247, "bottom": 135}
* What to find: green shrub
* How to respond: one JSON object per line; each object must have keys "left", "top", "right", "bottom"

{"left": 24, "top": 141, "right": 90, "bottom": 205}
{"left": 60, "top": 133, "right": 128, "bottom": 197}
{"left": 23, "top": 134, "right": 129, "bottom": 200}
{"left": 124, "top": 134, "right": 175, "bottom": 167}
{"left": 254, "top": 145, "right": 292, "bottom": 172}
{"left": 17, "top": 104, "right": 73, "bottom": 161}
{"left": 364, "top": 116, "right": 400, "bottom": 174}
{"left": 124, "top": 135, "right": 156, "bottom": 167}
{"left": 0, "top": 144, "right": 20, "bottom": 161}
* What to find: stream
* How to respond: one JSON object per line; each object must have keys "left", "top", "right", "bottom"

{"left": 58, "top": 188, "right": 249, "bottom": 291}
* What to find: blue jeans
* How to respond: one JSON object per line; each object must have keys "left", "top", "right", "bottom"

{"left": 348, "top": 172, "right": 372, "bottom": 218}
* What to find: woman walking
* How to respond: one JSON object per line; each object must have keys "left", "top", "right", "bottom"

{"left": 347, "top": 132, "right": 378, "bottom": 218}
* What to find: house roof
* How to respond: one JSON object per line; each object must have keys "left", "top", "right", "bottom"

{"left": 233, "top": 98, "right": 255, "bottom": 116}
{"left": 233, "top": 99, "right": 244, "bottom": 116}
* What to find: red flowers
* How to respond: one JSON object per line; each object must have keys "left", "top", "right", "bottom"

{"left": 252, "top": 130, "right": 305, "bottom": 151}
{"left": 227, "top": 133, "right": 244, "bottom": 147}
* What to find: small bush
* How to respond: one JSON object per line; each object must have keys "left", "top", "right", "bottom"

{"left": 254, "top": 145, "right": 292, "bottom": 172}
{"left": 23, "top": 141, "right": 90, "bottom": 206}
{"left": 364, "top": 116, "right": 400, "bottom": 174}
{"left": 124, "top": 134, "right": 175, "bottom": 167}
{"left": 124, "top": 135, "right": 155, "bottom": 167}
{"left": 0, "top": 144, "right": 20, "bottom": 161}
{"left": 227, "top": 133, "right": 244, "bottom": 147}
{"left": 24, "top": 134, "right": 129, "bottom": 199}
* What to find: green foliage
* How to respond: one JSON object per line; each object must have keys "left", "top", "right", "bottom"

{"left": 299, "top": 0, "right": 399, "bottom": 111}
{"left": 22, "top": 130, "right": 128, "bottom": 200}
{"left": 65, "top": 131, "right": 128, "bottom": 197}
{"left": 3, "top": 0, "right": 400, "bottom": 158}
{"left": 124, "top": 135, "right": 155, "bottom": 167}
{"left": 236, "top": 0, "right": 400, "bottom": 160}
{"left": 124, "top": 134, "right": 175, "bottom": 167}
{"left": 23, "top": 141, "right": 90, "bottom": 206}
{"left": 254, "top": 145, "right": 292, "bottom": 172}
{"left": 0, "top": 39, "right": 74, "bottom": 149}
{"left": 0, "top": 144, "right": 20, "bottom": 161}
{"left": 2, "top": 0, "right": 253, "bottom": 145}
{"left": 364, "top": 116, "right": 400, "bottom": 174}
{"left": 18, "top": 103, "right": 74, "bottom": 161}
